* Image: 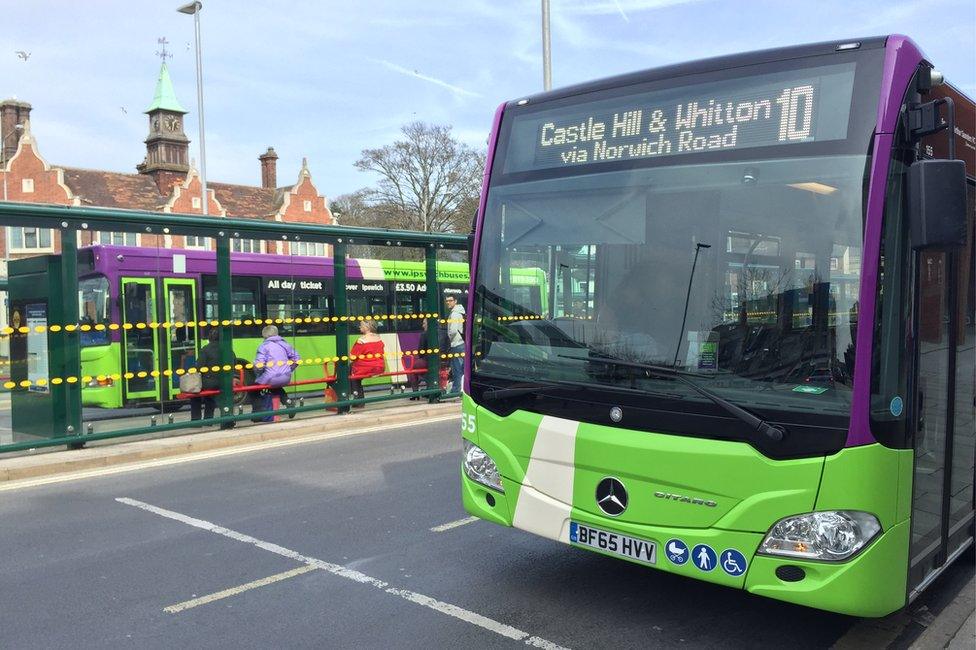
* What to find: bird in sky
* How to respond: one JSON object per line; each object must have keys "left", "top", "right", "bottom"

{"left": 120, "top": 106, "right": 127, "bottom": 115}
{"left": 15, "top": 51, "right": 30, "bottom": 61}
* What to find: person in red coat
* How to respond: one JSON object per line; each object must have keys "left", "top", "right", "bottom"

{"left": 349, "top": 320, "right": 385, "bottom": 407}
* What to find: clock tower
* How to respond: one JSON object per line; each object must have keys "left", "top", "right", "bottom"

{"left": 137, "top": 58, "right": 190, "bottom": 190}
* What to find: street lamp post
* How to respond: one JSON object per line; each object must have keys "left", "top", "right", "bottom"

{"left": 541, "top": 0, "right": 552, "bottom": 91}
{"left": 178, "top": 1, "right": 208, "bottom": 216}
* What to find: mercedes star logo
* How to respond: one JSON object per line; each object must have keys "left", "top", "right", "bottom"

{"left": 595, "top": 477, "right": 628, "bottom": 516}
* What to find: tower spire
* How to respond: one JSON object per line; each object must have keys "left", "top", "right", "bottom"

{"left": 146, "top": 59, "right": 187, "bottom": 114}
{"left": 138, "top": 41, "right": 190, "bottom": 188}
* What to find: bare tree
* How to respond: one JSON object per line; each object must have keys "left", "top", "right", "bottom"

{"left": 330, "top": 189, "right": 400, "bottom": 259}
{"left": 330, "top": 189, "right": 375, "bottom": 228}
{"left": 354, "top": 122, "right": 485, "bottom": 234}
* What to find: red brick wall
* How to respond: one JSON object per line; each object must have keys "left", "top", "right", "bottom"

{"left": 164, "top": 172, "right": 225, "bottom": 217}
{"left": 275, "top": 173, "right": 334, "bottom": 256}
{"left": 278, "top": 175, "right": 334, "bottom": 225}
{"left": 0, "top": 138, "right": 77, "bottom": 259}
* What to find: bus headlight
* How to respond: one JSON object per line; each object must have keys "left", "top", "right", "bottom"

{"left": 463, "top": 440, "right": 504, "bottom": 493}
{"left": 759, "top": 511, "right": 881, "bottom": 561}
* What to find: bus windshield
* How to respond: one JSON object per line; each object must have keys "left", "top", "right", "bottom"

{"left": 472, "top": 51, "right": 883, "bottom": 434}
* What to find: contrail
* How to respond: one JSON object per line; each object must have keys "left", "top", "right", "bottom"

{"left": 370, "top": 58, "right": 481, "bottom": 99}
{"left": 612, "top": 0, "right": 630, "bottom": 21}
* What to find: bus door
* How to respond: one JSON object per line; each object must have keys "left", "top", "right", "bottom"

{"left": 120, "top": 278, "right": 160, "bottom": 402}
{"left": 163, "top": 278, "right": 199, "bottom": 400}
{"left": 908, "top": 196, "right": 975, "bottom": 597}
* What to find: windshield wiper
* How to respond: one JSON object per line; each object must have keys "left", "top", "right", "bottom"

{"left": 480, "top": 380, "right": 586, "bottom": 401}
{"left": 565, "top": 353, "right": 786, "bottom": 442}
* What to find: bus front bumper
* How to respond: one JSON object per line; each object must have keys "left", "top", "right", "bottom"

{"left": 461, "top": 471, "right": 908, "bottom": 618}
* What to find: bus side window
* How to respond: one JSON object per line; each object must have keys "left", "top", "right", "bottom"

{"left": 368, "top": 295, "right": 389, "bottom": 330}
{"left": 394, "top": 291, "right": 423, "bottom": 332}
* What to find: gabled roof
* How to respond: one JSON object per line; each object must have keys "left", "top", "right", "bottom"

{"left": 209, "top": 182, "right": 277, "bottom": 218}
{"left": 62, "top": 168, "right": 167, "bottom": 211}
{"left": 146, "top": 62, "right": 187, "bottom": 114}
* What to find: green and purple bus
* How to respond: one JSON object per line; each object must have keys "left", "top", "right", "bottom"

{"left": 68, "top": 245, "right": 544, "bottom": 409}
{"left": 461, "top": 36, "right": 975, "bottom": 616}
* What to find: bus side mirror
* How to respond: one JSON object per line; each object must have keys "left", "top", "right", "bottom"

{"left": 908, "top": 159, "right": 967, "bottom": 250}
{"left": 466, "top": 233, "right": 475, "bottom": 260}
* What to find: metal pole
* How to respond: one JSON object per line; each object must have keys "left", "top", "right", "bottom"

{"left": 425, "top": 245, "right": 440, "bottom": 403}
{"left": 216, "top": 234, "right": 233, "bottom": 422}
{"left": 191, "top": 3, "right": 208, "bottom": 216}
{"left": 333, "top": 240, "right": 350, "bottom": 413}
{"left": 542, "top": 0, "right": 552, "bottom": 91}
{"left": 60, "top": 227, "right": 83, "bottom": 443}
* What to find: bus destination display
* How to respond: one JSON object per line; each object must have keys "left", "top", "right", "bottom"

{"left": 503, "top": 63, "right": 855, "bottom": 173}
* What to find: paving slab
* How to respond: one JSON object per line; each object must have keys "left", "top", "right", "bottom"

{"left": 0, "top": 400, "right": 460, "bottom": 483}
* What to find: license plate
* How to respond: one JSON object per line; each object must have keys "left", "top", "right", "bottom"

{"left": 570, "top": 521, "right": 656, "bottom": 565}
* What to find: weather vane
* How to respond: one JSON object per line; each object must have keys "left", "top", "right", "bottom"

{"left": 155, "top": 37, "right": 172, "bottom": 62}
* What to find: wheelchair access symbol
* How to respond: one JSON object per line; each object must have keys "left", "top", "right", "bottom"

{"left": 720, "top": 549, "right": 748, "bottom": 577}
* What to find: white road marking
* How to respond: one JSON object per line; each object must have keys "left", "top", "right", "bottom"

{"left": 164, "top": 565, "right": 319, "bottom": 613}
{"left": 0, "top": 415, "right": 459, "bottom": 492}
{"left": 429, "top": 516, "right": 479, "bottom": 532}
{"left": 117, "top": 497, "right": 568, "bottom": 649}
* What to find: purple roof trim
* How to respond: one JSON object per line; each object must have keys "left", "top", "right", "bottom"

{"left": 846, "top": 35, "right": 923, "bottom": 448}
{"left": 464, "top": 102, "right": 506, "bottom": 393}
{"left": 876, "top": 36, "right": 926, "bottom": 134}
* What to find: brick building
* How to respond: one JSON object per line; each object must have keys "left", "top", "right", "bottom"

{"left": 0, "top": 62, "right": 336, "bottom": 277}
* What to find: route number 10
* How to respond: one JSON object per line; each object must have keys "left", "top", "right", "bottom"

{"left": 775, "top": 85, "right": 815, "bottom": 141}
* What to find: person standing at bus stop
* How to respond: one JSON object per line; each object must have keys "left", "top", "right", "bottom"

{"left": 445, "top": 295, "right": 465, "bottom": 393}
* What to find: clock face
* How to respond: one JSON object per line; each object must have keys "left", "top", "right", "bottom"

{"left": 152, "top": 117, "right": 160, "bottom": 132}
{"left": 164, "top": 115, "right": 181, "bottom": 132}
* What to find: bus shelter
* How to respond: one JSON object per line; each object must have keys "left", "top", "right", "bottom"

{"left": 0, "top": 201, "right": 470, "bottom": 453}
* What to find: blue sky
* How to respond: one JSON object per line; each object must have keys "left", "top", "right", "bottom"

{"left": 2, "top": 0, "right": 973, "bottom": 200}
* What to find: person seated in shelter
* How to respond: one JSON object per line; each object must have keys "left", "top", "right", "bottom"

{"left": 349, "top": 320, "right": 385, "bottom": 408}
{"left": 252, "top": 325, "right": 301, "bottom": 422}
{"left": 190, "top": 328, "right": 224, "bottom": 423}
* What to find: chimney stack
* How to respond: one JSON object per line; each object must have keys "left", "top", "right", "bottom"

{"left": 259, "top": 147, "right": 278, "bottom": 189}
{"left": 1, "top": 99, "right": 31, "bottom": 163}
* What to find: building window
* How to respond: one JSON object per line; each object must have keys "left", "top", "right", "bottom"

{"left": 291, "top": 241, "right": 326, "bottom": 257}
{"left": 184, "top": 235, "right": 209, "bottom": 250}
{"left": 232, "top": 238, "right": 263, "bottom": 253}
{"left": 191, "top": 196, "right": 201, "bottom": 209}
{"left": 9, "top": 227, "right": 53, "bottom": 251}
{"left": 21, "top": 178, "right": 34, "bottom": 193}
{"left": 303, "top": 200, "right": 312, "bottom": 212}
{"left": 98, "top": 231, "right": 139, "bottom": 246}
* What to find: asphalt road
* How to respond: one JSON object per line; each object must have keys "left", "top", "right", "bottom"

{"left": 0, "top": 418, "right": 971, "bottom": 649}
